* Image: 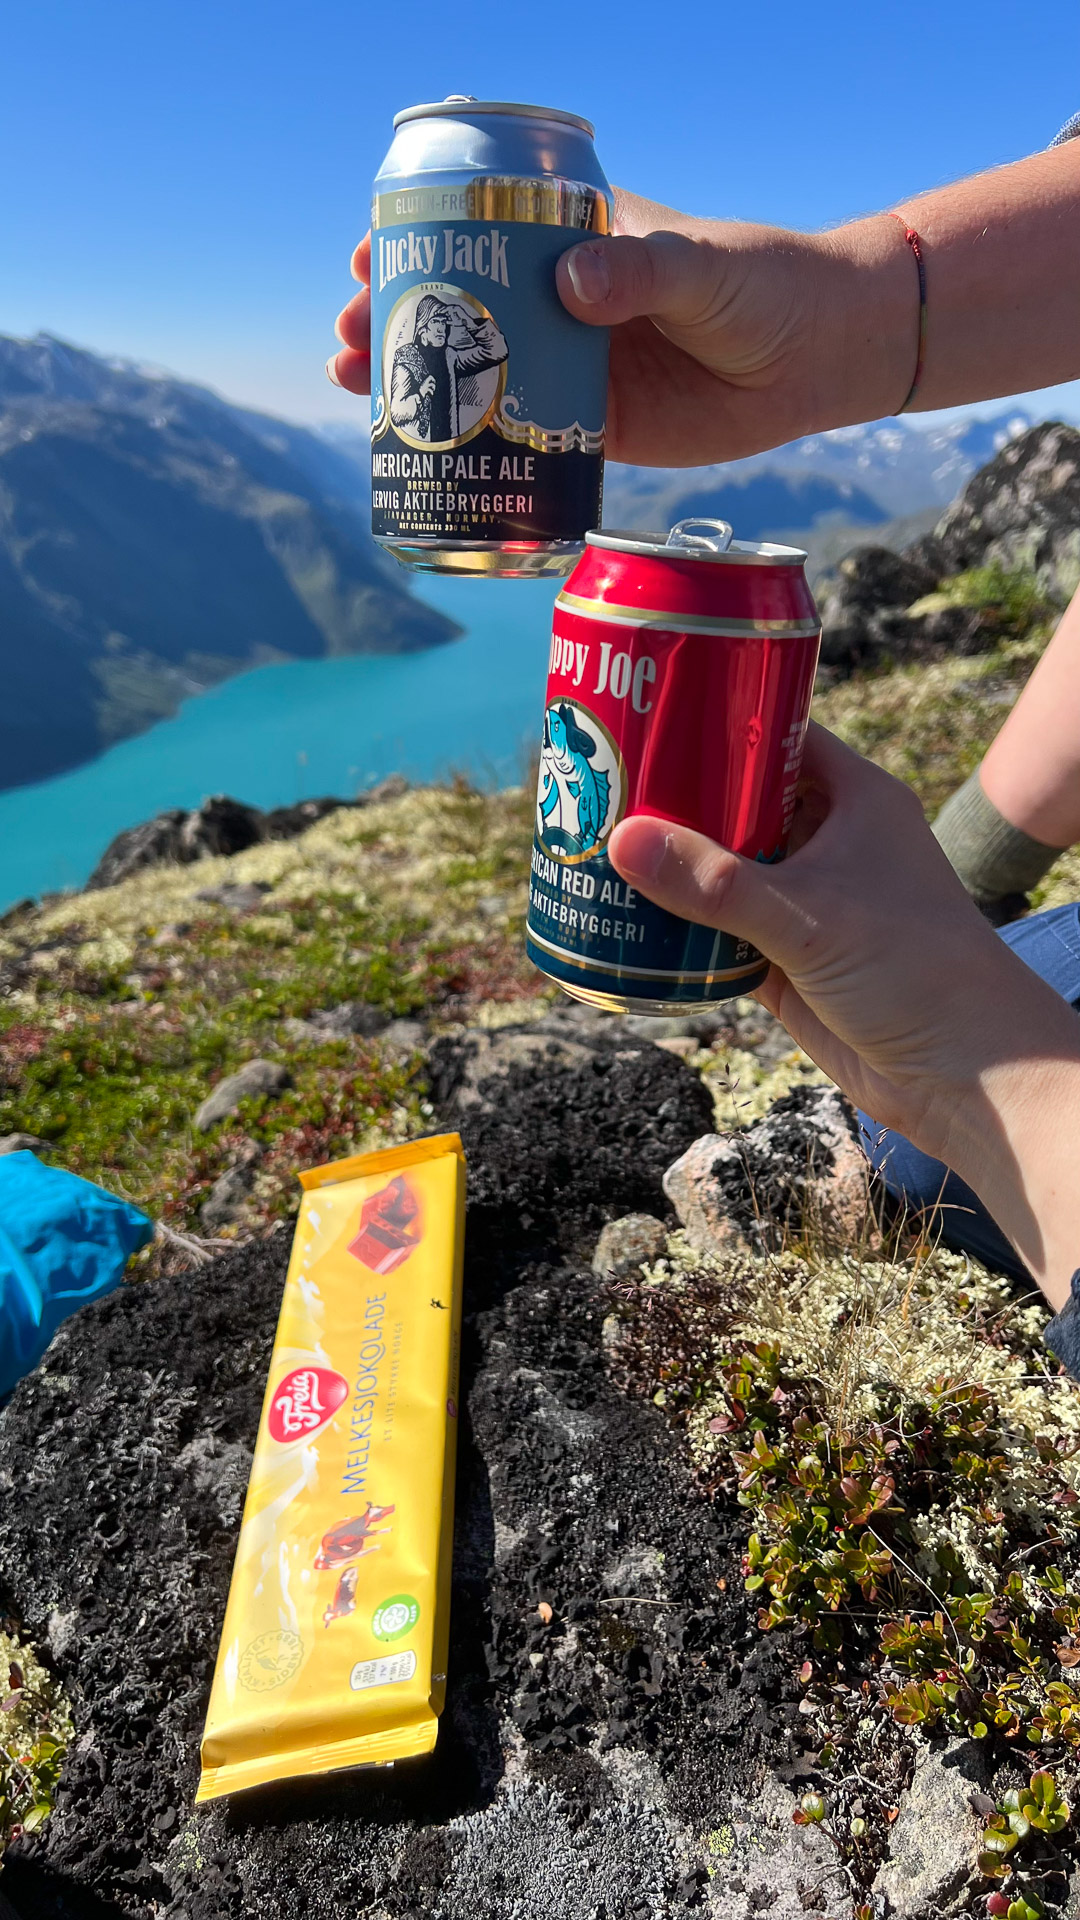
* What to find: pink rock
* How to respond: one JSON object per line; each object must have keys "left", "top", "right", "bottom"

{"left": 662, "top": 1087, "right": 870, "bottom": 1257}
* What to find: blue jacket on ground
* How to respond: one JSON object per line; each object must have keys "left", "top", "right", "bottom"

{"left": 0, "top": 1152, "right": 153, "bottom": 1399}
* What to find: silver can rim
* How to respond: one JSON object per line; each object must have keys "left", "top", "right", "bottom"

{"left": 393, "top": 99, "right": 596, "bottom": 137}
{"left": 586, "top": 528, "right": 809, "bottom": 567}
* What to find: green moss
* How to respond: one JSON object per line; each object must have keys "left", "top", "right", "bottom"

{"left": 0, "top": 785, "right": 538, "bottom": 1228}
{"left": 910, "top": 562, "right": 1056, "bottom": 633}
{"left": 813, "top": 638, "right": 1049, "bottom": 817}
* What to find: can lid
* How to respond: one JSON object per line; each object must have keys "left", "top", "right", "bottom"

{"left": 393, "top": 96, "right": 596, "bottom": 137}
{"left": 587, "top": 519, "right": 808, "bottom": 566}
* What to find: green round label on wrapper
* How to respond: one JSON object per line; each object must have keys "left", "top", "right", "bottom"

{"left": 372, "top": 1594, "right": 420, "bottom": 1642}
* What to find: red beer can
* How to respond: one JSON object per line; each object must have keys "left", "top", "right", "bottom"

{"left": 525, "top": 518, "right": 821, "bottom": 1012}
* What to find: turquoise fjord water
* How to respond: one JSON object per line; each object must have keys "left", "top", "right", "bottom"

{"left": 0, "top": 577, "right": 557, "bottom": 912}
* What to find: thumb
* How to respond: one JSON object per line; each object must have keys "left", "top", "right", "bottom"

{"left": 556, "top": 230, "right": 722, "bottom": 330}
{"left": 609, "top": 815, "right": 815, "bottom": 970}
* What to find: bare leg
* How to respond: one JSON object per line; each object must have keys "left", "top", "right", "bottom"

{"left": 933, "top": 584, "right": 1080, "bottom": 909}
{"left": 979, "top": 583, "right": 1080, "bottom": 846}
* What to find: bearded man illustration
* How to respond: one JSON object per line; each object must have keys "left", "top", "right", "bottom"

{"left": 390, "top": 294, "right": 507, "bottom": 443}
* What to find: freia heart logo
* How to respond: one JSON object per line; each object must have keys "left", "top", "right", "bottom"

{"left": 267, "top": 1366, "right": 349, "bottom": 1444}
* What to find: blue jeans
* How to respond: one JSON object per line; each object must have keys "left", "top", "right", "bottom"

{"left": 858, "top": 903, "right": 1080, "bottom": 1282}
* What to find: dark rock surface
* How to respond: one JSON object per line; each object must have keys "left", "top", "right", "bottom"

{"left": 829, "top": 544, "right": 940, "bottom": 619}
{"left": 0, "top": 1133, "right": 48, "bottom": 1156}
{"left": 818, "top": 422, "right": 1080, "bottom": 669}
{"left": 930, "top": 420, "right": 1080, "bottom": 600}
{"left": 817, "top": 544, "right": 990, "bottom": 670}
{"left": 304, "top": 1000, "right": 392, "bottom": 1041}
{"left": 429, "top": 1023, "right": 598, "bottom": 1116}
{"left": 87, "top": 795, "right": 363, "bottom": 890}
{"left": 199, "top": 1147, "right": 262, "bottom": 1232}
{"left": 376, "top": 1017, "right": 428, "bottom": 1058}
{"left": 0, "top": 1039, "right": 811, "bottom": 1919}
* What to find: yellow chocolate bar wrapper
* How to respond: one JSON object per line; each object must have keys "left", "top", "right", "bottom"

{"left": 196, "top": 1132, "right": 465, "bottom": 1801}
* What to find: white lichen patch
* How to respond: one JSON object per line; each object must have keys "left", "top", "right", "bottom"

{"left": 668, "top": 1234, "right": 1080, "bottom": 1611}
{"left": 639, "top": 1226, "right": 742, "bottom": 1286}
{"left": 702, "top": 1044, "right": 828, "bottom": 1131}
{"left": 908, "top": 1503, "right": 1009, "bottom": 1589}
{"left": 684, "top": 1242, "right": 1080, "bottom": 1476}
{"left": 73, "top": 929, "right": 136, "bottom": 973}
{"left": 470, "top": 994, "right": 554, "bottom": 1031}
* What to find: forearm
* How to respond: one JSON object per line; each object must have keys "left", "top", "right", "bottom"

{"left": 937, "top": 1006, "right": 1080, "bottom": 1313}
{"left": 820, "top": 142, "right": 1080, "bottom": 420}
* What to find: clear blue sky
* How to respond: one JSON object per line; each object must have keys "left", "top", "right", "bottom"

{"left": 4, "top": 0, "right": 1079, "bottom": 427}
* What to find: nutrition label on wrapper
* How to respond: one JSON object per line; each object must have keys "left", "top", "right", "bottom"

{"left": 350, "top": 1651, "right": 417, "bottom": 1692}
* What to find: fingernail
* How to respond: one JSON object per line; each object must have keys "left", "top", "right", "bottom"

{"left": 334, "top": 313, "right": 347, "bottom": 345}
{"left": 325, "top": 356, "right": 342, "bottom": 387}
{"left": 565, "top": 242, "right": 610, "bottom": 305}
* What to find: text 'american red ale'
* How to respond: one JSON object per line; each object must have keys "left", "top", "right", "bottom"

{"left": 525, "top": 520, "right": 822, "bottom": 1012}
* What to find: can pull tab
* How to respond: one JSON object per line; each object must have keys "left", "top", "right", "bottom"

{"left": 443, "top": 93, "right": 478, "bottom": 102}
{"left": 666, "top": 518, "right": 734, "bottom": 554}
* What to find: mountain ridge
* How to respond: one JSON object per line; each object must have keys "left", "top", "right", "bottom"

{"left": 0, "top": 331, "right": 1041, "bottom": 795}
{"left": 323, "top": 410, "right": 1034, "bottom": 564}
{"left": 600, "top": 412, "right": 1033, "bottom": 527}
{"left": 0, "top": 334, "right": 457, "bottom": 792}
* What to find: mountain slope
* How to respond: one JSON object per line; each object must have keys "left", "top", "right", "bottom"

{"left": 605, "top": 468, "right": 889, "bottom": 543}
{"left": 599, "top": 412, "right": 1033, "bottom": 540}
{"left": 0, "top": 335, "right": 456, "bottom": 791}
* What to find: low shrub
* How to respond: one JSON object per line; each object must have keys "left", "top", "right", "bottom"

{"left": 0, "top": 1631, "right": 72, "bottom": 1856}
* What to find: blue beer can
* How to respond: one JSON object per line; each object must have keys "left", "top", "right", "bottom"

{"left": 370, "top": 97, "right": 612, "bottom": 578}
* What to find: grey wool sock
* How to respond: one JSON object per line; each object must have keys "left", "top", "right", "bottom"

{"left": 932, "top": 768, "right": 1067, "bottom": 901}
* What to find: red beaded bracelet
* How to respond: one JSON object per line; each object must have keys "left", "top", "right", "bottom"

{"left": 890, "top": 212, "right": 927, "bottom": 413}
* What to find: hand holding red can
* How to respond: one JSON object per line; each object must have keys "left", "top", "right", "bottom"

{"left": 525, "top": 518, "right": 821, "bottom": 1013}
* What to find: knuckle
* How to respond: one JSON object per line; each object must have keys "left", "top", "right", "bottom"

{"left": 621, "top": 235, "right": 661, "bottom": 308}
{"left": 695, "top": 846, "right": 740, "bottom": 915}
{"left": 645, "top": 228, "right": 710, "bottom": 308}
